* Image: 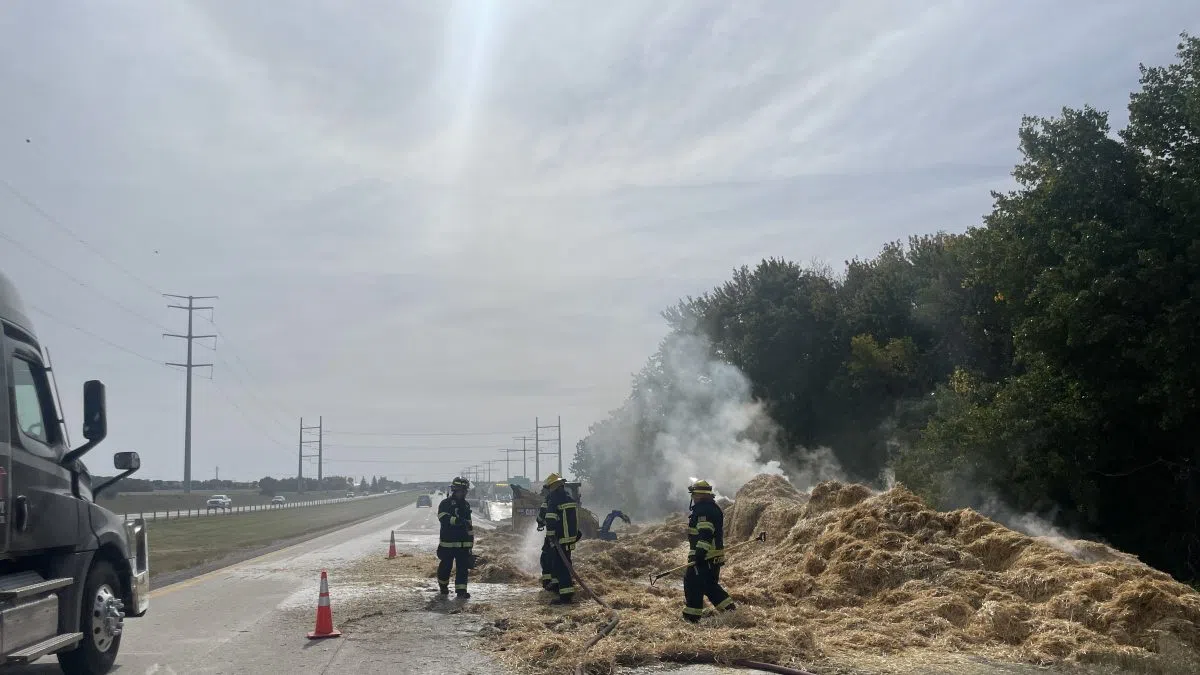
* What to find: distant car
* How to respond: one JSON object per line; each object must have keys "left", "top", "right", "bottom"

{"left": 271, "top": 495, "right": 286, "bottom": 506}
{"left": 206, "top": 494, "right": 232, "bottom": 510}
{"left": 346, "top": 491, "right": 355, "bottom": 498}
{"left": 416, "top": 495, "right": 433, "bottom": 508}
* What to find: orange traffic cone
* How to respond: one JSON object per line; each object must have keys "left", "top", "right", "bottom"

{"left": 307, "top": 570, "right": 342, "bottom": 639}
{"left": 387, "top": 530, "right": 397, "bottom": 559}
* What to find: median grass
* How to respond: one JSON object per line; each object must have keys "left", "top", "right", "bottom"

{"left": 147, "top": 491, "right": 417, "bottom": 580}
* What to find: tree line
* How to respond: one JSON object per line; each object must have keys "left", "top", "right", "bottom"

{"left": 572, "top": 34, "right": 1200, "bottom": 582}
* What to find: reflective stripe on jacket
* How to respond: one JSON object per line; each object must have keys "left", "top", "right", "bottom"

{"left": 687, "top": 499, "right": 725, "bottom": 561}
{"left": 545, "top": 487, "right": 579, "bottom": 545}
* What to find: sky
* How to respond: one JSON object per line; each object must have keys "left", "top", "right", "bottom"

{"left": 0, "top": 0, "right": 1196, "bottom": 484}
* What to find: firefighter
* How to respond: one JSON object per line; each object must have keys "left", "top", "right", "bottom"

{"left": 436, "top": 476, "right": 474, "bottom": 598}
{"left": 542, "top": 472, "right": 578, "bottom": 605}
{"left": 683, "top": 479, "right": 736, "bottom": 622}
{"left": 536, "top": 484, "right": 557, "bottom": 592}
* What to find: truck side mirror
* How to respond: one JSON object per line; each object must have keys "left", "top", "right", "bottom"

{"left": 94, "top": 450, "right": 141, "bottom": 497}
{"left": 114, "top": 451, "right": 140, "bottom": 471}
{"left": 82, "top": 380, "right": 107, "bottom": 442}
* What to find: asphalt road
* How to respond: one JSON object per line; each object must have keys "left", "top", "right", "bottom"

{"left": 12, "top": 496, "right": 502, "bottom": 675}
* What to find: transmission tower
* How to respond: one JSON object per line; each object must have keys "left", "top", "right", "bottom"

{"left": 299, "top": 416, "right": 323, "bottom": 492}
{"left": 164, "top": 294, "right": 217, "bottom": 493}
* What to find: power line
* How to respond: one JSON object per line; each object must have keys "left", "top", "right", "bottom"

{"left": 0, "top": 228, "right": 169, "bottom": 331}
{"left": 29, "top": 305, "right": 164, "bottom": 367}
{"left": 202, "top": 329, "right": 294, "bottom": 437}
{"left": 0, "top": 177, "right": 162, "bottom": 295}
{"left": 209, "top": 379, "right": 291, "bottom": 451}
{"left": 323, "top": 443, "right": 513, "bottom": 451}
{"left": 1, "top": 182, "right": 306, "bottom": 479}
{"left": 323, "top": 458, "right": 500, "bottom": 464}
{"left": 203, "top": 317, "right": 296, "bottom": 430}
{"left": 324, "top": 430, "right": 531, "bottom": 437}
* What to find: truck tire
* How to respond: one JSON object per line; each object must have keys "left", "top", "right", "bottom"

{"left": 57, "top": 560, "right": 123, "bottom": 675}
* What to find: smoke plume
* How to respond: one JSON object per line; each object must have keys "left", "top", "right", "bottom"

{"left": 577, "top": 330, "right": 843, "bottom": 519}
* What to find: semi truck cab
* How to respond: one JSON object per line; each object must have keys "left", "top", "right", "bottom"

{"left": 0, "top": 271, "right": 148, "bottom": 674}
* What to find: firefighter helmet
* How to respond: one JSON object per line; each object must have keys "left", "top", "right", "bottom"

{"left": 688, "top": 479, "right": 714, "bottom": 495}
{"left": 450, "top": 476, "right": 470, "bottom": 490}
{"left": 543, "top": 472, "right": 566, "bottom": 489}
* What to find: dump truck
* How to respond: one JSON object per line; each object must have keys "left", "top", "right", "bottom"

{"left": 0, "top": 270, "right": 149, "bottom": 673}
{"left": 510, "top": 481, "right": 602, "bottom": 538}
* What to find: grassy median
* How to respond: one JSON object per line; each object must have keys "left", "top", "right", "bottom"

{"left": 147, "top": 491, "right": 417, "bottom": 579}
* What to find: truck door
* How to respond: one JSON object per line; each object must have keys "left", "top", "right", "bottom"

{"left": 0, "top": 332, "right": 10, "bottom": 554}
{"left": 3, "top": 325, "right": 82, "bottom": 553}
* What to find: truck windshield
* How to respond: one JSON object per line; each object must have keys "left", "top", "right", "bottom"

{"left": 12, "top": 357, "right": 50, "bottom": 444}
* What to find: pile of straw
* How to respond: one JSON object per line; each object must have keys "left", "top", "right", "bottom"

{"left": 473, "top": 475, "right": 1200, "bottom": 674}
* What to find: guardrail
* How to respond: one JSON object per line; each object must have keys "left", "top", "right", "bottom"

{"left": 119, "top": 491, "right": 402, "bottom": 523}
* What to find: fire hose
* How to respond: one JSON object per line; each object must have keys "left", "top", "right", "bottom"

{"left": 553, "top": 532, "right": 818, "bottom": 675}
{"left": 551, "top": 539, "right": 620, "bottom": 675}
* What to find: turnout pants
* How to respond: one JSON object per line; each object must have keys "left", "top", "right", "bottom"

{"left": 550, "top": 541, "right": 575, "bottom": 599}
{"left": 540, "top": 537, "right": 557, "bottom": 589}
{"left": 437, "top": 545, "right": 471, "bottom": 593}
{"left": 683, "top": 560, "right": 732, "bottom": 620}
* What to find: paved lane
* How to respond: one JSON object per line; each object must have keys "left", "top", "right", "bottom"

{"left": 12, "top": 496, "right": 502, "bottom": 675}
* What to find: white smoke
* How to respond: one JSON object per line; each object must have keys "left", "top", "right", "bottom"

{"left": 516, "top": 520, "right": 544, "bottom": 577}
{"left": 652, "top": 332, "right": 786, "bottom": 496}
{"left": 580, "top": 331, "right": 844, "bottom": 518}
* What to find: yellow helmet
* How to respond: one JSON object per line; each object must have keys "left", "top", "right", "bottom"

{"left": 543, "top": 472, "right": 566, "bottom": 489}
{"left": 688, "top": 479, "right": 714, "bottom": 495}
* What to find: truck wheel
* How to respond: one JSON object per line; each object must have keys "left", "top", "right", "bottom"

{"left": 57, "top": 560, "right": 123, "bottom": 675}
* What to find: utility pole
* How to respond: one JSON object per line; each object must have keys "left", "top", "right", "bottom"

{"left": 215, "top": 466, "right": 219, "bottom": 482}
{"left": 500, "top": 448, "right": 533, "bottom": 483}
{"left": 513, "top": 436, "right": 534, "bottom": 479}
{"left": 481, "top": 459, "right": 503, "bottom": 484}
{"left": 535, "top": 416, "right": 561, "bottom": 481}
{"left": 534, "top": 419, "right": 540, "bottom": 483}
{"left": 499, "top": 449, "right": 511, "bottom": 482}
{"left": 164, "top": 294, "right": 217, "bottom": 493}
{"left": 299, "top": 417, "right": 322, "bottom": 492}
{"left": 317, "top": 415, "right": 323, "bottom": 483}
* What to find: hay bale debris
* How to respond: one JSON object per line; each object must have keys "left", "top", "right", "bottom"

{"left": 472, "top": 474, "right": 1200, "bottom": 674}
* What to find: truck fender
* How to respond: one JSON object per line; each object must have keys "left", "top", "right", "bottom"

{"left": 48, "top": 550, "right": 95, "bottom": 634}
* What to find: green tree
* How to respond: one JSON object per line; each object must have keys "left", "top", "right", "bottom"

{"left": 902, "top": 34, "right": 1200, "bottom": 580}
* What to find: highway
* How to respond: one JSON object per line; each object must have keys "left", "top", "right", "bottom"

{"left": 15, "top": 496, "right": 505, "bottom": 675}
{"left": 12, "top": 496, "right": 732, "bottom": 675}
{"left": 117, "top": 492, "right": 389, "bottom": 522}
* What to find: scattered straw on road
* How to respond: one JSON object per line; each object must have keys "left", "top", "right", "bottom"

{"left": 466, "top": 476, "right": 1199, "bottom": 674}
{"left": 339, "top": 478, "right": 1200, "bottom": 674}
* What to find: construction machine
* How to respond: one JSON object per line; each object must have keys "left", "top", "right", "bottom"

{"left": 596, "top": 510, "right": 632, "bottom": 541}
{"left": 511, "top": 481, "right": 610, "bottom": 539}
